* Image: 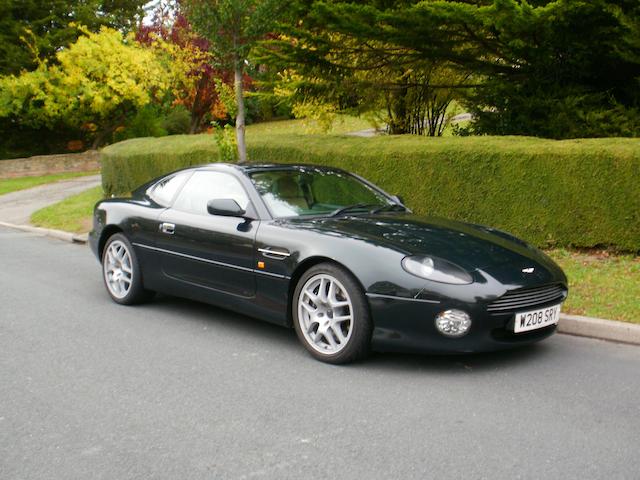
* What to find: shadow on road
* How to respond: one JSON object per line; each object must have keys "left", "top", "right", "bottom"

{"left": 365, "top": 343, "right": 547, "bottom": 374}
{"left": 140, "top": 293, "right": 553, "bottom": 374}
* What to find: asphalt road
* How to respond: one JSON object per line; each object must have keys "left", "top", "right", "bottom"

{"left": 1, "top": 226, "right": 639, "bottom": 480}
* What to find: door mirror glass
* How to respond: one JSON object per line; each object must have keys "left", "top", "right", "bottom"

{"left": 207, "top": 198, "right": 246, "bottom": 217}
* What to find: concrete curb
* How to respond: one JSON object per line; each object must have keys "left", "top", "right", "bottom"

{"left": 0, "top": 221, "right": 88, "bottom": 244}
{"left": 558, "top": 314, "right": 640, "bottom": 346}
{"left": 0, "top": 220, "right": 637, "bottom": 347}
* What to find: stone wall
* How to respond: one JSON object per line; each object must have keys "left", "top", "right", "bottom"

{"left": 0, "top": 151, "right": 101, "bottom": 179}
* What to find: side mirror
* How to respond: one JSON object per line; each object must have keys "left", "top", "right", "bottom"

{"left": 207, "top": 198, "right": 246, "bottom": 217}
{"left": 391, "top": 194, "right": 405, "bottom": 205}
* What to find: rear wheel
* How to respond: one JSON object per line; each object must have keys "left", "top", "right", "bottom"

{"left": 102, "top": 233, "right": 153, "bottom": 305}
{"left": 293, "top": 263, "right": 372, "bottom": 364}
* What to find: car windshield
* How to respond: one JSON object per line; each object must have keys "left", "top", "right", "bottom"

{"left": 249, "top": 168, "right": 393, "bottom": 218}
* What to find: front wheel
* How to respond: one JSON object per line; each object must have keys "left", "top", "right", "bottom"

{"left": 293, "top": 263, "right": 372, "bottom": 364}
{"left": 102, "top": 233, "right": 153, "bottom": 305}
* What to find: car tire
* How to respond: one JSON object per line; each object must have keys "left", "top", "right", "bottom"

{"left": 293, "top": 263, "right": 372, "bottom": 364}
{"left": 102, "top": 233, "right": 154, "bottom": 305}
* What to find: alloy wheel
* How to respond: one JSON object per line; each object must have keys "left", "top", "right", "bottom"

{"left": 297, "top": 273, "right": 354, "bottom": 354}
{"left": 103, "top": 240, "right": 133, "bottom": 299}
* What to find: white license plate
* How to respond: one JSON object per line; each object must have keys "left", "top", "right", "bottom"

{"left": 514, "top": 304, "right": 561, "bottom": 333}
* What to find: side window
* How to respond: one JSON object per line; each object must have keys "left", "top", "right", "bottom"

{"left": 149, "top": 172, "right": 190, "bottom": 206}
{"left": 172, "top": 171, "right": 250, "bottom": 216}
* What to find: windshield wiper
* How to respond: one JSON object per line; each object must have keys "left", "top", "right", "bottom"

{"left": 329, "top": 203, "right": 377, "bottom": 217}
{"left": 370, "top": 204, "right": 408, "bottom": 214}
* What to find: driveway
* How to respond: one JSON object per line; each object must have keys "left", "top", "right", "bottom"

{"left": 1, "top": 226, "right": 639, "bottom": 479}
{"left": 0, "top": 174, "right": 101, "bottom": 224}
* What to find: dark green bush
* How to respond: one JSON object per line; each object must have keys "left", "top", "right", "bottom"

{"left": 162, "top": 105, "right": 192, "bottom": 135}
{"left": 0, "top": 118, "right": 87, "bottom": 159}
{"left": 101, "top": 132, "right": 640, "bottom": 252}
{"left": 113, "top": 105, "right": 168, "bottom": 143}
{"left": 468, "top": 84, "right": 640, "bottom": 139}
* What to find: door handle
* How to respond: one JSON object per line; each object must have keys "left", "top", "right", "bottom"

{"left": 160, "top": 222, "right": 175, "bottom": 235}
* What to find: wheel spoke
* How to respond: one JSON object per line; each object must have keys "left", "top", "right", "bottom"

{"left": 331, "top": 300, "right": 350, "bottom": 308}
{"left": 327, "top": 281, "right": 337, "bottom": 303}
{"left": 300, "top": 301, "right": 316, "bottom": 314}
{"left": 318, "top": 278, "right": 328, "bottom": 302}
{"left": 330, "top": 325, "right": 346, "bottom": 344}
{"left": 303, "top": 290, "right": 318, "bottom": 305}
{"left": 324, "top": 330, "right": 338, "bottom": 349}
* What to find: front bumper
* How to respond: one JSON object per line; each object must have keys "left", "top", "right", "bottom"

{"left": 368, "top": 293, "right": 561, "bottom": 354}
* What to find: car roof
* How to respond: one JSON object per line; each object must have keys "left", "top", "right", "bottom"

{"left": 196, "top": 163, "right": 347, "bottom": 175}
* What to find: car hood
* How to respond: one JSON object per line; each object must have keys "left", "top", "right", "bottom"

{"left": 279, "top": 213, "right": 561, "bottom": 275}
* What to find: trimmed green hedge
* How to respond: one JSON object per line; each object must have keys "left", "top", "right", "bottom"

{"left": 102, "top": 132, "right": 640, "bottom": 252}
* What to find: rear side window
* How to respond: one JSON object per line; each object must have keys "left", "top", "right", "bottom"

{"left": 149, "top": 172, "right": 190, "bottom": 206}
{"left": 172, "top": 171, "right": 250, "bottom": 216}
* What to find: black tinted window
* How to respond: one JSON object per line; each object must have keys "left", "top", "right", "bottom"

{"left": 149, "top": 172, "right": 190, "bottom": 206}
{"left": 173, "top": 171, "right": 250, "bottom": 216}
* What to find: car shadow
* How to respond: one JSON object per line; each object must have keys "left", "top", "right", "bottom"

{"left": 363, "top": 343, "right": 550, "bottom": 374}
{"left": 146, "top": 294, "right": 556, "bottom": 374}
{"left": 147, "top": 293, "right": 297, "bottom": 345}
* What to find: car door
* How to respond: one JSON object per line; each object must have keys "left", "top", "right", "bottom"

{"left": 127, "top": 170, "right": 193, "bottom": 288}
{"left": 154, "top": 170, "right": 258, "bottom": 298}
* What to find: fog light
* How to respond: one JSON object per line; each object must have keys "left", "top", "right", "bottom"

{"left": 435, "top": 310, "right": 471, "bottom": 337}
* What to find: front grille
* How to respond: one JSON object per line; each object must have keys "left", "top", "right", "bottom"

{"left": 487, "top": 284, "right": 566, "bottom": 313}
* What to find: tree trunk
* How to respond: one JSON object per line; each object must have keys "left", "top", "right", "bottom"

{"left": 189, "top": 76, "right": 207, "bottom": 134}
{"left": 234, "top": 58, "right": 247, "bottom": 163}
{"left": 189, "top": 114, "right": 201, "bottom": 134}
{"left": 92, "top": 124, "right": 116, "bottom": 149}
{"left": 91, "top": 130, "right": 107, "bottom": 150}
{"left": 92, "top": 112, "right": 126, "bottom": 149}
{"left": 387, "top": 70, "right": 410, "bottom": 135}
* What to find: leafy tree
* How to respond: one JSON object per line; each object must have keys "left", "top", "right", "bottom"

{"left": 454, "top": 0, "right": 640, "bottom": 137}
{"left": 183, "top": 0, "right": 292, "bottom": 161}
{"left": 264, "top": 1, "right": 468, "bottom": 135}
{"left": 0, "top": 0, "right": 147, "bottom": 75}
{"left": 276, "top": 0, "right": 640, "bottom": 138}
{"left": 0, "top": 27, "right": 170, "bottom": 148}
{"left": 138, "top": 4, "right": 234, "bottom": 133}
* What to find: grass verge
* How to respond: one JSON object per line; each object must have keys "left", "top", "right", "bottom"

{"left": 0, "top": 171, "right": 97, "bottom": 196}
{"left": 30, "top": 186, "right": 103, "bottom": 234}
{"left": 548, "top": 249, "right": 640, "bottom": 324}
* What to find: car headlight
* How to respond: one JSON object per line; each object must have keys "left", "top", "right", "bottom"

{"left": 401, "top": 256, "right": 473, "bottom": 285}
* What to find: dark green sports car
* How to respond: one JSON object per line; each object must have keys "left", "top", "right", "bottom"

{"left": 90, "top": 163, "right": 568, "bottom": 364}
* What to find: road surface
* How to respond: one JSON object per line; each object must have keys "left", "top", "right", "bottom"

{"left": 1, "top": 226, "right": 639, "bottom": 479}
